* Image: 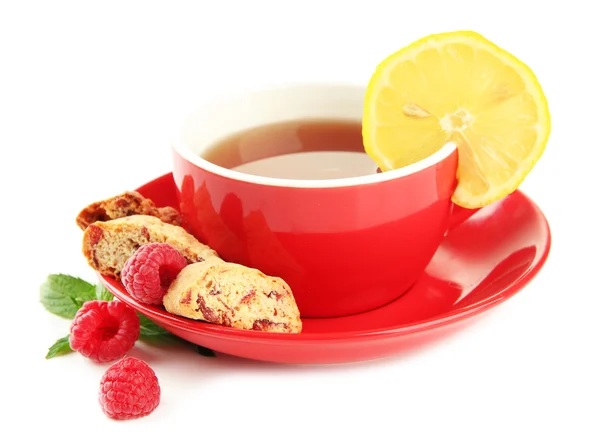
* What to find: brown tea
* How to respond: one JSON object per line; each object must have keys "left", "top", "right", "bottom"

{"left": 201, "top": 119, "right": 378, "bottom": 180}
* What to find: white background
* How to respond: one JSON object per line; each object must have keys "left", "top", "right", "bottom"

{"left": 2, "top": 1, "right": 599, "bottom": 442}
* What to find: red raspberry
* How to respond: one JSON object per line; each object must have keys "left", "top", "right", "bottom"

{"left": 99, "top": 356, "right": 160, "bottom": 420}
{"left": 70, "top": 300, "right": 140, "bottom": 363}
{"left": 121, "top": 243, "right": 188, "bottom": 305}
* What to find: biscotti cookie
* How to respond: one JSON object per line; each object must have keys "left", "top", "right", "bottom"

{"left": 163, "top": 260, "right": 302, "bottom": 333}
{"left": 83, "top": 215, "right": 220, "bottom": 280}
{"left": 76, "top": 191, "right": 181, "bottom": 230}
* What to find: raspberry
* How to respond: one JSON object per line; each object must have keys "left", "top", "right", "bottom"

{"left": 121, "top": 243, "right": 188, "bottom": 305}
{"left": 70, "top": 300, "right": 140, "bottom": 363}
{"left": 99, "top": 356, "right": 160, "bottom": 420}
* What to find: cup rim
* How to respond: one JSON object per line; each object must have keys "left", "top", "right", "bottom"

{"left": 171, "top": 82, "right": 457, "bottom": 189}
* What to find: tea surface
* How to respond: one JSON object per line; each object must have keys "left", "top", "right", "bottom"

{"left": 202, "top": 119, "right": 378, "bottom": 180}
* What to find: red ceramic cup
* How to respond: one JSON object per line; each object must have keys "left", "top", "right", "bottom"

{"left": 171, "top": 83, "right": 467, "bottom": 318}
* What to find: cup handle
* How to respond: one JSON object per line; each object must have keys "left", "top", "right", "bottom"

{"left": 447, "top": 204, "right": 480, "bottom": 232}
{"left": 375, "top": 167, "right": 480, "bottom": 233}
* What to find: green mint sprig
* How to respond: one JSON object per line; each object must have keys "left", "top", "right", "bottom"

{"left": 40, "top": 274, "right": 211, "bottom": 359}
{"left": 39, "top": 274, "right": 96, "bottom": 319}
{"left": 46, "top": 335, "right": 72, "bottom": 359}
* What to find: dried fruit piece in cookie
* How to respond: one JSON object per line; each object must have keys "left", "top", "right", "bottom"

{"left": 76, "top": 191, "right": 181, "bottom": 230}
{"left": 122, "top": 243, "right": 188, "bottom": 305}
{"left": 163, "top": 259, "right": 302, "bottom": 333}
{"left": 82, "top": 215, "right": 220, "bottom": 281}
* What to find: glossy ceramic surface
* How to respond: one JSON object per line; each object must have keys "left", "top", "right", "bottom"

{"left": 102, "top": 173, "right": 551, "bottom": 365}
{"left": 171, "top": 83, "right": 461, "bottom": 318}
{"left": 173, "top": 150, "right": 458, "bottom": 318}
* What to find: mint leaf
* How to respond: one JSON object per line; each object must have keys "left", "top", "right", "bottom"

{"left": 137, "top": 313, "right": 173, "bottom": 340}
{"left": 40, "top": 274, "right": 96, "bottom": 319}
{"left": 196, "top": 345, "right": 216, "bottom": 357}
{"left": 46, "top": 335, "right": 73, "bottom": 359}
{"left": 96, "top": 282, "right": 114, "bottom": 301}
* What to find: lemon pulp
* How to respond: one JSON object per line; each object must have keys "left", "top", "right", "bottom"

{"left": 362, "top": 31, "right": 551, "bottom": 208}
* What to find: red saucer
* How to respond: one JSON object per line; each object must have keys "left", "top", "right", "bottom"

{"left": 102, "top": 173, "right": 551, "bottom": 364}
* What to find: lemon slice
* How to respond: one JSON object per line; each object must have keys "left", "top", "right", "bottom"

{"left": 362, "top": 30, "right": 551, "bottom": 208}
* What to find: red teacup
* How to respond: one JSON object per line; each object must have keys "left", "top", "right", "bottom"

{"left": 171, "top": 83, "right": 469, "bottom": 318}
